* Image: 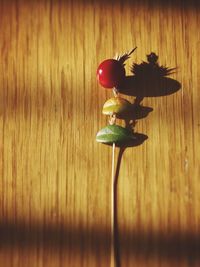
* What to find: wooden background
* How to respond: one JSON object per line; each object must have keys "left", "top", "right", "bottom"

{"left": 0, "top": 0, "right": 200, "bottom": 266}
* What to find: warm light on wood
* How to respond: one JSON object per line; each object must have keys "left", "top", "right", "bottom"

{"left": 0, "top": 0, "right": 200, "bottom": 266}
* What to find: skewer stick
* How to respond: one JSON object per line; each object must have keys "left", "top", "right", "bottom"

{"left": 111, "top": 142, "right": 116, "bottom": 267}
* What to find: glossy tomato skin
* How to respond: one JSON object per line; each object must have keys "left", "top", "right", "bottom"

{"left": 97, "top": 59, "right": 125, "bottom": 88}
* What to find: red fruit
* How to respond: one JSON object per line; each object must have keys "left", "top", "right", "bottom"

{"left": 97, "top": 59, "right": 125, "bottom": 88}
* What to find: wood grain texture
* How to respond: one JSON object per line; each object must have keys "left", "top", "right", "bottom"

{"left": 0, "top": 0, "right": 200, "bottom": 266}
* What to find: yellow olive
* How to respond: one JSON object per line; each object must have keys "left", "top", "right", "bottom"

{"left": 102, "top": 97, "right": 132, "bottom": 115}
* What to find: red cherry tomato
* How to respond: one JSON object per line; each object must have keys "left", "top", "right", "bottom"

{"left": 97, "top": 59, "right": 125, "bottom": 88}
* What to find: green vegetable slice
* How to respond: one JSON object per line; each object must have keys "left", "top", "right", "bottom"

{"left": 96, "top": 125, "right": 136, "bottom": 144}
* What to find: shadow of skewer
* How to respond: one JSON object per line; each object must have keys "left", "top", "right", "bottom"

{"left": 112, "top": 52, "right": 181, "bottom": 267}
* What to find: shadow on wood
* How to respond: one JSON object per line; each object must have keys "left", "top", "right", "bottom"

{"left": 112, "top": 52, "right": 181, "bottom": 266}
{"left": 117, "top": 52, "right": 181, "bottom": 98}
{"left": 0, "top": 219, "right": 199, "bottom": 264}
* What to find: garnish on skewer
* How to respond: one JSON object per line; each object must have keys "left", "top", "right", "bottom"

{"left": 96, "top": 47, "right": 137, "bottom": 267}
